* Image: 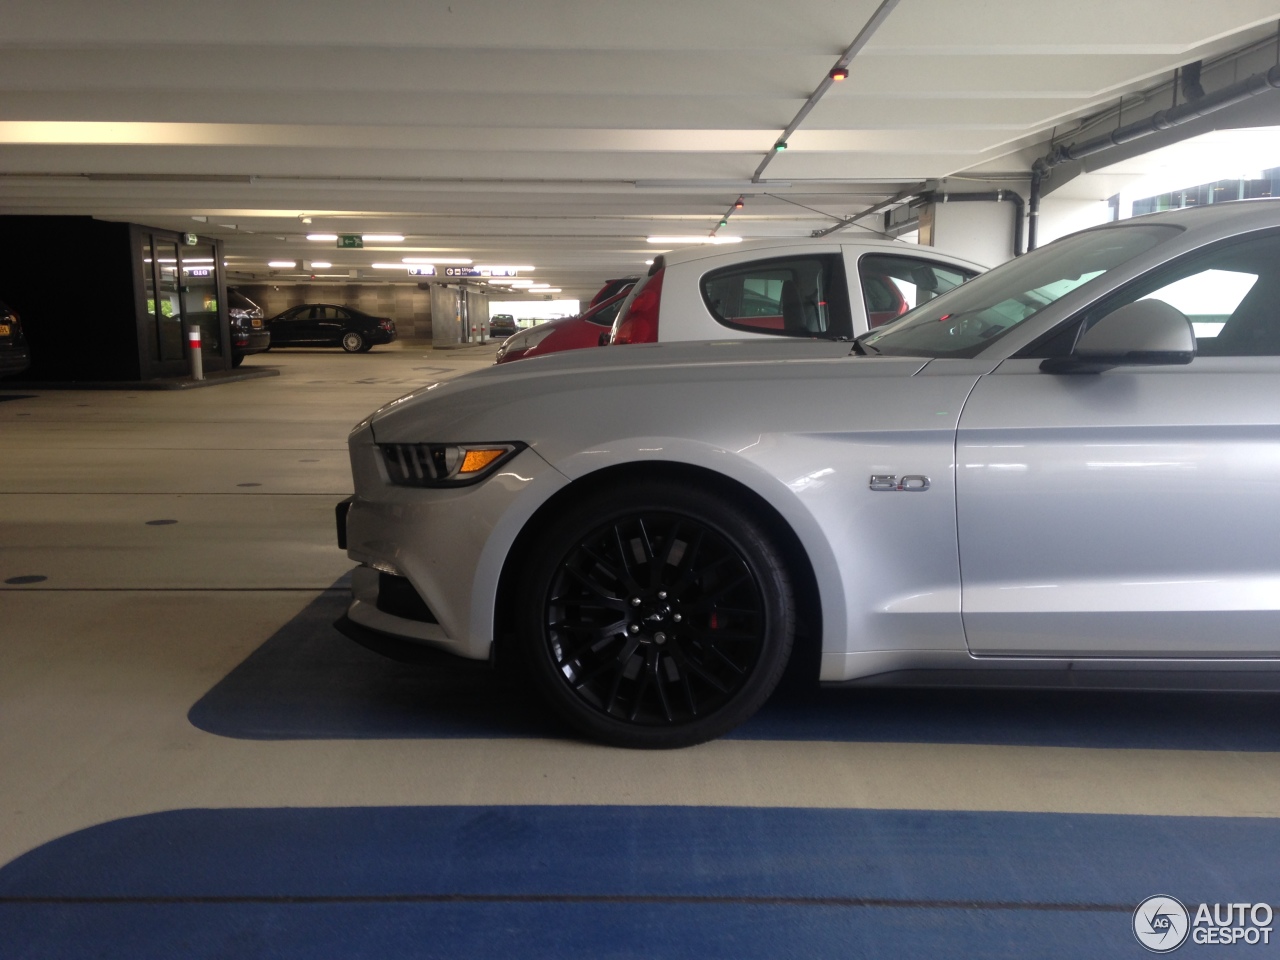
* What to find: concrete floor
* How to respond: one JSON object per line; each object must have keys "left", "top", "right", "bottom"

{"left": 4, "top": 342, "right": 1280, "bottom": 958}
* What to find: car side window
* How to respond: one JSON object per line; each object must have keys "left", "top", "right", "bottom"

{"left": 314, "top": 306, "right": 336, "bottom": 321}
{"left": 858, "top": 255, "right": 976, "bottom": 329}
{"left": 1069, "top": 230, "right": 1280, "bottom": 358}
{"left": 700, "top": 255, "right": 852, "bottom": 338}
{"left": 333, "top": 308, "right": 351, "bottom": 320}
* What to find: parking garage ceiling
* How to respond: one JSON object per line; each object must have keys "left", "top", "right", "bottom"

{"left": 1, "top": 0, "right": 1279, "bottom": 298}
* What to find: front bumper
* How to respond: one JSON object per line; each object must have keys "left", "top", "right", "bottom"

{"left": 341, "top": 426, "right": 566, "bottom": 660}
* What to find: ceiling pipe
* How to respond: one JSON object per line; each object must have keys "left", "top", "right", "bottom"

{"left": 1028, "top": 61, "right": 1280, "bottom": 250}
{"left": 748, "top": 0, "right": 900, "bottom": 185}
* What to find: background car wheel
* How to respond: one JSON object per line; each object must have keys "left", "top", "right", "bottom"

{"left": 357, "top": 343, "right": 374, "bottom": 353}
{"left": 519, "top": 481, "right": 795, "bottom": 748}
{"left": 231, "top": 355, "right": 245, "bottom": 368}
{"left": 341, "top": 331, "right": 365, "bottom": 353}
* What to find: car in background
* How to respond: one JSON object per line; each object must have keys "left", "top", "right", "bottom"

{"left": 609, "top": 238, "right": 984, "bottom": 346}
{"left": 589, "top": 276, "right": 640, "bottom": 308}
{"left": 488, "top": 314, "right": 518, "bottom": 339}
{"left": 0, "top": 298, "right": 31, "bottom": 378}
{"left": 265, "top": 303, "right": 396, "bottom": 353}
{"left": 228, "top": 289, "right": 271, "bottom": 367}
{"left": 494, "top": 286, "right": 634, "bottom": 364}
{"left": 340, "top": 200, "right": 1280, "bottom": 749}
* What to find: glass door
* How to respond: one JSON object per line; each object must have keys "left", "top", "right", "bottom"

{"left": 180, "top": 244, "right": 222, "bottom": 360}
{"left": 152, "top": 238, "right": 184, "bottom": 362}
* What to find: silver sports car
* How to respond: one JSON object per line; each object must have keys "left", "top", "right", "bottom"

{"left": 340, "top": 200, "right": 1280, "bottom": 748}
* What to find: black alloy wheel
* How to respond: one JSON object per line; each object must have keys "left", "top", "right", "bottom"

{"left": 521, "top": 482, "right": 794, "bottom": 748}
{"left": 341, "top": 331, "right": 365, "bottom": 353}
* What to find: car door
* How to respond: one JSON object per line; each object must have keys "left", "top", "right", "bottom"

{"left": 313, "top": 306, "right": 346, "bottom": 344}
{"left": 956, "top": 229, "right": 1280, "bottom": 658}
{"left": 269, "top": 306, "right": 311, "bottom": 345}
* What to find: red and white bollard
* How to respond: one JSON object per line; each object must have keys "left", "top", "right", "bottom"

{"left": 187, "top": 328, "right": 204, "bottom": 381}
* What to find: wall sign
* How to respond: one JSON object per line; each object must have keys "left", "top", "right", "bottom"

{"left": 337, "top": 235, "right": 363, "bottom": 249}
{"left": 444, "top": 266, "right": 519, "bottom": 278}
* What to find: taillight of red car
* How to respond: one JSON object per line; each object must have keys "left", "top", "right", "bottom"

{"left": 611, "top": 268, "right": 663, "bottom": 344}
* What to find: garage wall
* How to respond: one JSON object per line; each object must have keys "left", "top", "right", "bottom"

{"left": 230, "top": 284, "right": 432, "bottom": 338}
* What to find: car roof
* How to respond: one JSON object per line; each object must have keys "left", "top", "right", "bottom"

{"left": 654, "top": 234, "right": 988, "bottom": 270}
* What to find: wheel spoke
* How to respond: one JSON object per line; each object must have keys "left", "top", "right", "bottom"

{"left": 697, "top": 639, "right": 748, "bottom": 676}
{"left": 610, "top": 526, "right": 644, "bottom": 595}
{"left": 581, "top": 543, "right": 637, "bottom": 596}
{"left": 563, "top": 565, "right": 625, "bottom": 604}
{"left": 651, "top": 520, "right": 682, "bottom": 590}
{"left": 652, "top": 652, "right": 674, "bottom": 722}
{"left": 668, "top": 529, "right": 706, "bottom": 595}
{"left": 628, "top": 647, "right": 656, "bottom": 721}
{"left": 668, "top": 646, "right": 731, "bottom": 695}
{"left": 693, "top": 571, "right": 752, "bottom": 606}
{"left": 571, "top": 635, "right": 639, "bottom": 689}
{"left": 636, "top": 518, "right": 656, "bottom": 563}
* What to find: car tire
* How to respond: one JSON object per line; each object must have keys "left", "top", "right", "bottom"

{"left": 357, "top": 343, "right": 374, "bottom": 353}
{"left": 231, "top": 355, "right": 245, "bottom": 368}
{"left": 519, "top": 481, "right": 794, "bottom": 748}
{"left": 341, "top": 331, "right": 365, "bottom": 353}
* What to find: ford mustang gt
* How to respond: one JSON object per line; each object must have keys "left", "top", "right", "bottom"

{"left": 339, "top": 200, "right": 1280, "bottom": 747}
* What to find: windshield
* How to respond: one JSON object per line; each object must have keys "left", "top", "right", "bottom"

{"left": 859, "top": 223, "right": 1181, "bottom": 358}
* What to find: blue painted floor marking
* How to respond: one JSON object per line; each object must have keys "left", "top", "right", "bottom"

{"left": 1, "top": 806, "right": 1273, "bottom": 958}
{"left": 191, "top": 587, "right": 1280, "bottom": 750}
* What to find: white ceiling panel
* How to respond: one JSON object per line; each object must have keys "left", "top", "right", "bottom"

{"left": 0, "top": 0, "right": 1278, "bottom": 297}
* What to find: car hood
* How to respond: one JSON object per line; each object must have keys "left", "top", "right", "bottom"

{"left": 366, "top": 338, "right": 928, "bottom": 442}
{"left": 498, "top": 317, "right": 568, "bottom": 349}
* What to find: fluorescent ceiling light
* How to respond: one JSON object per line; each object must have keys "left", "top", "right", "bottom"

{"left": 527, "top": 283, "right": 552, "bottom": 289}
{"left": 309, "top": 261, "right": 332, "bottom": 269}
{"left": 506, "top": 280, "right": 536, "bottom": 287}
{"left": 644, "top": 260, "right": 654, "bottom": 265}
{"left": 362, "top": 234, "right": 404, "bottom": 242}
{"left": 402, "top": 257, "right": 472, "bottom": 265}
{"left": 306, "top": 233, "right": 338, "bottom": 241}
{"left": 647, "top": 236, "right": 742, "bottom": 244}
{"left": 267, "top": 260, "right": 297, "bottom": 268}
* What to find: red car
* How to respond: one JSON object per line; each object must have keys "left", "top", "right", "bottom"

{"left": 494, "top": 286, "right": 633, "bottom": 363}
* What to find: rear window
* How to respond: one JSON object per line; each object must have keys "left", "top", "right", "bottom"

{"left": 586, "top": 297, "right": 626, "bottom": 327}
{"left": 700, "top": 254, "right": 852, "bottom": 338}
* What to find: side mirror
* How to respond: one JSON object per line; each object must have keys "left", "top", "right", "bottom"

{"left": 1041, "top": 299, "right": 1195, "bottom": 374}
{"left": 598, "top": 331, "right": 611, "bottom": 347}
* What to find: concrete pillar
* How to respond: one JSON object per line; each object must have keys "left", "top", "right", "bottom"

{"left": 429, "top": 285, "right": 462, "bottom": 347}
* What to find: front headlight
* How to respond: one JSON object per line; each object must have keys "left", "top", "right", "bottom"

{"left": 379, "top": 442, "right": 525, "bottom": 487}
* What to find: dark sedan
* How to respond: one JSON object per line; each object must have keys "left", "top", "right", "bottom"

{"left": 0, "top": 298, "right": 31, "bottom": 378}
{"left": 265, "top": 303, "right": 397, "bottom": 353}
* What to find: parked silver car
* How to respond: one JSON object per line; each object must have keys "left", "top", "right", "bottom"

{"left": 340, "top": 200, "right": 1280, "bottom": 748}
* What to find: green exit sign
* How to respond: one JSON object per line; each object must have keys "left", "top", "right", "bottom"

{"left": 337, "top": 235, "right": 363, "bottom": 249}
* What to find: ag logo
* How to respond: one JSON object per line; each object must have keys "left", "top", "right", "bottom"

{"left": 1134, "top": 895, "right": 1190, "bottom": 953}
